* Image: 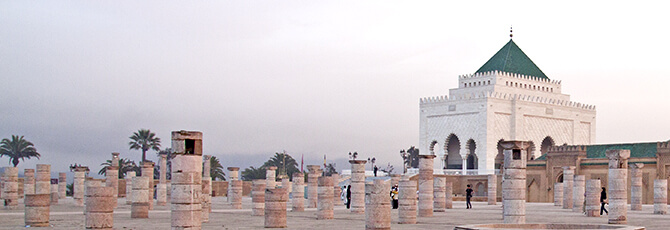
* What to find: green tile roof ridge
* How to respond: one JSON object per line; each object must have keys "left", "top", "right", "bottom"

{"left": 475, "top": 39, "right": 549, "bottom": 79}
{"left": 586, "top": 142, "right": 658, "bottom": 159}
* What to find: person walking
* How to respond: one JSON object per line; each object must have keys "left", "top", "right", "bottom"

{"left": 346, "top": 185, "right": 352, "bottom": 209}
{"left": 373, "top": 166, "right": 378, "bottom": 177}
{"left": 466, "top": 184, "right": 473, "bottom": 209}
{"left": 600, "top": 187, "right": 608, "bottom": 215}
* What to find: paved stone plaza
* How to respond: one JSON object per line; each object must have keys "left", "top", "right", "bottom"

{"left": 0, "top": 196, "right": 660, "bottom": 229}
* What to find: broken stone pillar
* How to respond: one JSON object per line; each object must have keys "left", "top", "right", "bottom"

{"left": 24, "top": 169, "right": 35, "bottom": 196}
{"left": 201, "top": 155, "right": 212, "bottom": 222}
{"left": 252, "top": 179, "right": 266, "bottom": 216}
{"left": 85, "top": 186, "right": 114, "bottom": 229}
{"left": 111, "top": 152, "right": 120, "bottom": 167}
{"left": 230, "top": 179, "right": 243, "bottom": 209}
{"left": 24, "top": 193, "right": 50, "bottom": 227}
{"left": 398, "top": 175, "right": 417, "bottom": 224}
{"left": 73, "top": 166, "right": 88, "bottom": 207}
{"left": 125, "top": 171, "right": 135, "bottom": 205}
{"left": 654, "top": 179, "right": 667, "bottom": 214}
{"left": 307, "top": 165, "right": 321, "bottom": 209}
{"left": 433, "top": 177, "right": 446, "bottom": 212}
{"left": 170, "top": 130, "right": 204, "bottom": 229}
{"left": 281, "top": 178, "right": 292, "bottom": 201}
{"left": 585, "top": 179, "right": 601, "bottom": 217}
{"left": 365, "top": 179, "right": 391, "bottom": 230}
{"left": 58, "top": 172, "right": 66, "bottom": 199}
{"left": 331, "top": 173, "right": 342, "bottom": 206}
{"left": 573, "top": 175, "right": 585, "bottom": 212}
{"left": 562, "top": 166, "right": 575, "bottom": 209}
{"left": 157, "top": 153, "right": 168, "bottom": 206}
{"left": 292, "top": 172, "right": 305, "bottom": 212}
{"left": 265, "top": 188, "right": 288, "bottom": 228}
{"left": 317, "top": 176, "right": 334, "bottom": 219}
{"left": 418, "top": 154, "right": 436, "bottom": 217}
{"left": 501, "top": 140, "right": 529, "bottom": 224}
{"left": 140, "top": 161, "right": 155, "bottom": 210}
{"left": 227, "top": 167, "right": 239, "bottom": 203}
{"left": 606, "top": 149, "right": 630, "bottom": 224}
{"left": 50, "top": 180, "right": 59, "bottom": 204}
{"left": 2, "top": 167, "right": 18, "bottom": 209}
{"left": 554, "top": 182, "right": 563, "bottom": 206}
{"left": 488, "top": 174, "right": 497, "bottom": 205}
{"left": 105, "top": 166, "right": 119, "bottom": 208}
{"left": 84, "top": 178, "right": 103, "bottom": 214}
{"left": 349, "top": 160, "right": 367, "bottom": 213}
{"left": 35, "top": 164, "right": 51, "bottom": 195}
{"left": 630, "top": 163, "right": 644, "bottom": 211}
{"left": 266, "top": 166, "right": 277, "bottom": 189}
{"left": 131, "top": 175, "right": 150, "bottom": 218}
{"left": 445, "top": 181, "right": 453, "bottom": 209}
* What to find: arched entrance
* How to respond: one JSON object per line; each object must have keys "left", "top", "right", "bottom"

{"left": 444, "top": 134, "right": 462, "bottom": 169}
{"left": 540, "top": 136, "right": 555, "bottom": 156}
{"left": 429, "top": 140, "right": 439, "bottom": 155}
{"left": 466, "top": 139, "right": 478, "bottom": 169}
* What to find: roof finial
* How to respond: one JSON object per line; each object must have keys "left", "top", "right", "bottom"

{"left": 510, "top": 26, "right": 513, "bottom": 38}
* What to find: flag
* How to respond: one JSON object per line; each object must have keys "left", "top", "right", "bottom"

{"left": 301, "top": 154, "right": 304, "bottom": 173}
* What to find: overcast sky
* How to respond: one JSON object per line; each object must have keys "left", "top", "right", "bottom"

{"left": 2, "top": 1, "right": 670, "bottom": 178}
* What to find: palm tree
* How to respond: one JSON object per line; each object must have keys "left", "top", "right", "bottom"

{"left": 128, "top": 129, "right": 161, "bottom": 162}
{"left": 208, "top": 156, "right": 226, "bottom": 181}
{"left": 262, "top": 152, "right": 299, "bottom": 180}
{"left": 241, "top": 166, "right": 266, "bottom": 181}
{"left": 98, "top": 158, "right": 140, "bottom": 179}
{"left": 0, "top": 135, "right": 40, "bottom": 167}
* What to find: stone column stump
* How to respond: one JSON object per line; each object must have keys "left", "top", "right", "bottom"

{"left": 24, "top": 193, "right": 50, "bottom": 227}
{"left": 433, "top": 177, "right": 446, "bottom": 212}
{"left": 585, "top": 179, "right": 601, "bottom": 217}
{"left": 230, "top": 179, "right": 243, "bottom": 209}
{"left": 131, "top": 176, "right": 150, "bottom": 219}
{"left": 157, "top": 154, "right": 168, "bottom": 206}
{"left": 307, "top": 165, "right": 321, "bottom": 209}
{"left": 398, "top": 176, "right": 417, "bottom": 224}
{"left": 606, "top": 149, "right": 629, "bottom": 224}
{"left": 85, "top": 186, "right": 115, "bottom": 229}
{"left": 2, "top": 167, "right": 19, "bottom": 209}
{"left": 573, "top": 175, "right": 585, "bottom": 212}
{"left": 292, "top": 172, "right": 305, "bottom": 212}
{"left": 252, "top": 179, "right": 266, "bottom": 216}
{"left": 125, "top": 171, "right": 136, "bottom": 205}
{"left": 331, "top": 173, "right": 341, "bottom": 206}
{"left": 488, "top": 174, "right": 497, "bottom": 205}
{"left": 365, "top": 179, "right": 391, "bottom": 230}
{"left": 266, "top": 166, "right": 277, "bottom": 189}
{"left": 227, "top": 167, "right": 239, "bottom": 203}
{"left": 140, "top": 161, "right": 155, "bottom": 210}
{"left": 50, "top": 180, "right": 59, "bottom": 204}
{"left": 630, "top": 163, "right": 644, "bottom": 211}
{"left": 418, "top": 154, "right": 436, "bottom": 217}
{"left": 349, "top": 160, "right": 367, "bottom": 214}
{"left": 317, "top": 176, "right": 334, "bottom": 219}
{"left": 35, "top": 164, "right": 51, "bottom": 195}
{"left": 201, "top": 155, "right": 212, "bottom": 222}
{"left": 170, "top": 130, "right": 204, "bottom": 230}
{"left": 73, "top": 167, "right": 88, "bottom": 207}
{"left": 58, "top": 172, "right": 67, "bottom": 199}
{"left": 105, "top": 166, "right": 118, "bottom": 208}
{"left": 562, "top": 166, "right": 575, "bottom": 209}
{"left": 654, "top": 179, "right": 667, "bottom": 214}
{"left": 501, "top": 140, "right": 529, "bottom": 224}
{"left": 24, "top": 169, "right": 35, "bottom": 196}
{"left": 446, "top": 181, "right": 453, "bottom": 209}
{"left": 554, "top": 182, "right": 563, "bottom": 206}
{"left": 265, "top": 188, "right": 288, "bottom": 228}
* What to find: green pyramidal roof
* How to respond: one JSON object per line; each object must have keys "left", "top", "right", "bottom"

{"left": 475, "top": 39, "right": 548, "bottom": 79}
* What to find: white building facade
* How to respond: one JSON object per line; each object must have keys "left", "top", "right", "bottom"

{"left": 418, "top": 39, "right": 596, "bottom": 175}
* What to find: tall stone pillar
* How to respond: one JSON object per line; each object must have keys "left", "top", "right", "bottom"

{"left": 105, "top": 166, "right": 119, "bottom": 208}
{"left": 50, "top": 180, "right": 59, "bottom": 204}
{"left": 365, "top": 179, "right": 391, "bottom": 230}
{"left": 125, "top": 171, "right": 135, "bottom": 205}
{"left": 554, "top": 182, "right": 563, "bottom": 206}
{"left": 227, "top": 167, "right": 239, "bottom": 203}
{"left": 562, "top": 166, "right": 575, "bottom": 209}
{"left": 170, "top": 130, "right": 203, "bottom": 229}
{"left": 35, "top": 164, "right": 51, "bottom": 195}
{"left": 140, "top": 161, "right": 154, "bottom": 210}
{"left": 156, "top": 154, "right": 168, "bottom": 206}
{"left": 2, "top": 167, "right": 19, "bottom": 209}
{"left": 291, "top": 172, "right": 305, "bottom": 212}
{"left": 585, "top": 179, "right": 601, "bottom": 217}
{"left": 488, "top": 174, "right": 497, "bottom": 205}
{"left": 24, "top": 169, "right": 35, "bottom": 196}
{"left": 24, "top": 193, "right": 50, "bottom": 227}
{"left": 331, "top": 173, "right": 341, "bottom": 206}
{"left": 281, "top": 178, "right": 292, "bottom": 202}
{"left": 58, "top": 172, "right": 67, "bottom": 199}
{"left": 266, "top": 166, "right": 277, "bottom": 189}
{"left": 433, "top": 177, "right": 446, "bottom": 212}
{"left": 418, "top": 154, "right": 435, "bottom": 217}
{"left": 573, "top": 175, "right": 585, "bottom": 212}
{"left": 654, "top": 179, "right": 667, "bottom": 214}
{"left": 445, "top": 181, "right": 453, "bottom": 209}
{"left": 317, "top": 176, "right": 334, "bottom": 219}
{"left": 630, "top": 163, "right": 644, "bottom": 211}
{"left": 398, "top": 176, "right": 417, "bottom": 224}
{"left": 349, "top": 160, "right": 367, "bottom": 213}
{"left": 230, "top": 180, "right": 243, "bottom": 209}
{"left": 131, "top": 176, "right": 150, "bottom": 219}
{"left": 501, "top": 140, "right": 529, "bottom": 224}
{"left": 606, "top": 149, "right": 630, "bottom": 224}
{"left": 265, "top": 188, "right": 288, "bottom": 228}
{"left": 252, "top": 179, "right": 266, "bottom": 216}
{"left": 201, "top": 155, "right": 212, "bottom": 222}
{"left": 73, "top": 166, "right": 88, "bottom": 207}
{"left": 307, "top": 165, "right": 321, "bottom": 208}
{"left": 85, "top": 186, "right": 114, "bottom": 229}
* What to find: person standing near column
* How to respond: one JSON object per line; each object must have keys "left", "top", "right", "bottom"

{"left": 466, "top": 184, "right": 473, "bottom": 209}
{"left": 600, "top": 187, "right": 608, "bottom": 215}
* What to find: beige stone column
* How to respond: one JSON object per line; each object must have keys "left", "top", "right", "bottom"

{"left": 252, "top": 179, "right": 266, "bottom": 216}
{"left": 24, "top": 169, "right": 35, "bottom": 196}
{"left": 445, "top": 181, "right": 453, "bottom": 209}
{"left": 84, "top": 178, "right": 103, "bottom": 214}
{"left": 201, "top": 155, "right": 212, "bottom": 222}
{"left": 105, "top": 166, "right": 119, "bottom": 208}
{"left": 349, "top": 160, "right": 367, "bottom": 213}
{"left": 562, "top": 166, "right": 575, "bottom": 209}
{"left": 140, "top": 161, "right": 154, "bottom": 210}
{"left": 265, "top": 188, "right": 288, "bottom": 228}
{"left": 73, "top": 167, "right": 88, "bottom": 207}
{"left": 85, "top": 186, "right": 114, "bottom": 229}
{"left": 50, "top": 180, "right": 59, "bottom": 204}
{"left": 170, "top": 130, "right": 204, "bottom": 229}
{"left": 654, "top": 179, "right": 667, "bottom": 214}
{"left": 125, "top": 171, "right": 135, "bottom": 205}
{"left": 307, "top": 165, "right": 321, "bottom": 209}
{"left": 606, "top": 149, "right": 630, "bottom": 224}
{"left": 35, "top": 164, "right": 51, "bottom": 195}
{"left": 573, "top": 175, "right": 585, "bottom": 212}
{"left": 58, "top": 172, "right": 67, "bottom": 199}
{"left": 266, "top": 166, "right": 277, "bottom": 189}
{"left": 630, "top": 163, "right": 644, "bottom": 211}
{"left": 24, "top": 193, "right": 50, "bottom": 227}
{"left": 488, "top": 174, "right": 497, "bottom": 205}
{"left": 291, "top": 172, "right": 305, "bottom": 212}
{"left": 365, "top": 179, "right": 391, "bottom": 230}
{"left": 229, "top": 179, "right": 242, "bottom": 209}
{"left": 111, "top": 152, "right": 120, "bottom": 167}
{"left": 554, "top": 182, "right": 563, "bottom": 206}
{"left": 281, "top": 178, "right": 292, "bottom": 201}
{"left": 227, "top": 167, "right": 239, "bottom": 203}
{"left": 398, "top": 175, "right": 416, "bottom": 224}
{"left": 317, "top": 176, "right": 334, "bottom": 219}
{"left": 156, "top": 154, "right": 168, "bottom": 206}
{"left": 131, "top": 176, "right": 150, "bottom": 218}
{"left": 585, "top": 179, "right": 601, "bottom": 217}
{"left": 2, "top": 167, "right": 19, "bottom": 209}
{"left": 501, "top": 140, "right": 529, "bottom": 224}
{"left": 433, "top": 177, "right": 446, "bottom": 212}
{"left": 418, "top": 154, "right": 435, "bottom": 217}
{"left": 331, "top": 173, "right": 341, "bottom": 206}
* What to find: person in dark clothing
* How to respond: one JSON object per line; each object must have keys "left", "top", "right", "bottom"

{"left": 373, "top": 166, "right": 378, "bottom": 177}
{"left": 466, "top": 184, "right": 473, "bottom": 209}
{"left": 390, "top": 184, "right": 399, "bottom": 209}
{"left": 600, "top": 187, "right": 608, "bottom": 215}
{"left": 346, "top": 185, "right": 352, "bottom": 209}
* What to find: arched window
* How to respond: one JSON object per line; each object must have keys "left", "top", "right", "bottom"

{"left": 488, "top": 80, "right": 491, "bottom": 85}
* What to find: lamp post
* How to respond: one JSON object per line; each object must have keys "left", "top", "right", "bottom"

{"left": 367, "top": 157, "right": 376, "bottom": 171}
